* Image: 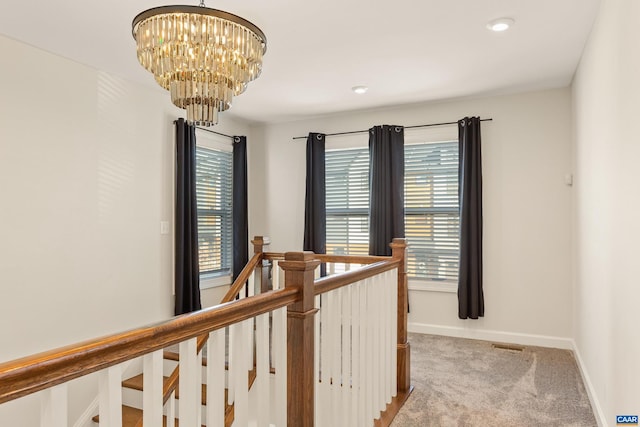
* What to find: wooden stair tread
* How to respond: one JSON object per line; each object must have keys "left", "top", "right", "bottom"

{"left": 122, "top": 373, "right": 210, "bottom": 406}
{"left": 91, "top": 404, "right": 209, "bottom": 426}
{"left": 91, "top": 404, "right": 141, "bottom": 425}
{"left": 163, "top": 350, "right": 207, "bottom": 366}
{"left": 121, "top": 374, "right": 236, "bottom": 415}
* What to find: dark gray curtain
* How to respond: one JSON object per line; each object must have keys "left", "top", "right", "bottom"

{"left": 232, "top": 136, "right": 248, "bottom": 281}
{"left": 458, "top": 117, "right": 484, "bottom": 319}
{"left": 175, "top": 118, "right": 201, "bottom": 315}
{"left": 303, "top": 133, "right": 326, "bottom": 274}
{"left": 369, "top": 125, "right": 405, "bottom": 256}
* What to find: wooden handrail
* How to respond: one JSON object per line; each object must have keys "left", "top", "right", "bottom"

{"left": 221, "top": 251, "right": 263, "bottom": 303}
{"left": 314, "top": 259, "right": 400, "bottom": 295}
{"left": 262, "top": 252, "right": 284, "bottom": 261}
{"left": 315, "top": 254, "right": 391, "bottom": 264}
{"left": 0, "top": 288, "right": 299, "bottom": 405}
{"left": 162, "top": 236, "right": 269, "bottom": 405}
{"left": 263, "top": 252, "right": 390, "bottom": 265}
{"left": 0, "top": 238, "right": 409, "bottom": 427}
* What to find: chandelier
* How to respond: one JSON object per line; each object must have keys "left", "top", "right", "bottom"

{"left": 132, "top": 1, "right": 267, "bottom": 126}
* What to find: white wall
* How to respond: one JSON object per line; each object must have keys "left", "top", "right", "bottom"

{"left": 0, "top": 34, "right": 250, "bottom": 425}
{"left": 572, "top": 0, "right": 640, "bottom": 424}
{"left": 250, "top": 88, "right": 574, "bottom": 345}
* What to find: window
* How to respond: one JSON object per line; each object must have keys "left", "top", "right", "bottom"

{"left": 325, "top": 147, "right": 370, "bottom": 256}
{"left": 324, "top": 129, "right": 460, "bottom": 288}
{"left": 404, "top": 141, "right": 459, "bottom": 282}
{"left": 195, "top": 130, "right": 233, "bottom": 287}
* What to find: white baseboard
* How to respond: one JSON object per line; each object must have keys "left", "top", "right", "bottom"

{"left": 571, "top": 340, "right": 608, "bottom": 427}
{"left": 407, "top": 322, "right": 574, "bottom": 350}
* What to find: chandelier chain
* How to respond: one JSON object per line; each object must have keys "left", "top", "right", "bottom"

{"left": 198, "top": 0, "right": 205, "bottom": 7}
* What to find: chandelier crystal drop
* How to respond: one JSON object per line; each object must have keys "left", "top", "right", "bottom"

{"left": 132, "top": 4, "right": 267, "bottom": 126}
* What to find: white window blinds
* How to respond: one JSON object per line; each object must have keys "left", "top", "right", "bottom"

{"left": 325, "top": 139, "right": 460, "bottom": 282}
{"left": 404, "top": 141, "right": 459, "bottom": 281}
{"left": 195, "top": 145, "right": 233, "bottom": 275}
{"left": 325, "top": 147, "right": 370, "bottom": 256}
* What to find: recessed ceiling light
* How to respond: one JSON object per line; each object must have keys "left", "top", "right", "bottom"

{"left": 352, "top": 85, "right": 368, "bottom": 94}
{"left": 487, "top": 18, "right": 514, "bottom": 32}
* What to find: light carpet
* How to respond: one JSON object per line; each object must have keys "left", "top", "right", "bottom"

{"left": 391, "top": 333, "right": 597, "bottom": 427}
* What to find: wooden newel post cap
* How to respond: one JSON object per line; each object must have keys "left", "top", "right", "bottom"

{"left": 251, "top": 236, "right": 271, "bottom": 246}
{"left": 390, "top": 238, "right": 408, "bottom": 250}
{"left": 279, "top": 251, "right": 320, "bottom": 271}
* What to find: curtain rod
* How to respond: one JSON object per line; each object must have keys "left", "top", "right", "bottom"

{"left": 173, "top": 120, "right": 235, "bottom": 139}
{"left": 291, "top": 118, "right": 493, "bottom": 140}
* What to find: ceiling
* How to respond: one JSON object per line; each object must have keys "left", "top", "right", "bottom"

{"left": 0, "top": 0, "right": 600, "bottom": 124}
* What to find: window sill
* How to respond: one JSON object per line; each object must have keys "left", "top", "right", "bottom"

{"left": 200, "top": 274, "right": 232, "bottom": 290}
{"left": 408, "top": 279, "right": 457, "bottom": 293}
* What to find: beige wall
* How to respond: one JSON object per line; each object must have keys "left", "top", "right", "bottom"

{"left": 249, "top": 88, "right": 574, "bottom": 346}
{"left": 572, "top": 0, "right": 640, "bottom": 424}
{"left": 0, "top": 34, "right": 250, "bottom": 425}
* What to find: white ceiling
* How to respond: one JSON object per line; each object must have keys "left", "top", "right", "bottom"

{"left": 0, "top": 0, "right": 600, "bottom": 124}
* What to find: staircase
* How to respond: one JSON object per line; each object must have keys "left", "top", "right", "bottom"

{"left": 0, "top": 237, "right": 412, "bottom": 427}
{"left": 91, "top": 349, "right": 258, "bottom": 426}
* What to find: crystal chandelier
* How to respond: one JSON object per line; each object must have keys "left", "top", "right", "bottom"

{"left": 132, "top": 1, "right": 267, "bottom": 126}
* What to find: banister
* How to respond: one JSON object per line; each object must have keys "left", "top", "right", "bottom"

{"left": 315, "top": 254, "right": 391, "bottom": 264}
{"left": 161, "top": 236, "right": 269, "bottom": 406}
{"left": 264, "top": 252, "right": 391, "bottom": 265}
{"left": 0, "top": 287, "right": 299, "bottom": 405}
{"left": 314, "top": 259, "right": 401, "bottom": 296}
{"left": 221, "top": 251, "right": 263, "bottom": 303}
{"left": 262, "top": 252, "right": 284, "bottom": 261}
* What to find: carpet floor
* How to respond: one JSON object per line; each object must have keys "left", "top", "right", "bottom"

{"left": 390, "top": 333, "right": 597, "bottom": 427}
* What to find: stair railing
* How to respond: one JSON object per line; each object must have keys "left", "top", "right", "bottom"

{"left": 0, "top": 238, "right": 410, "bottom": 427}
{"left": 156, "top": 236, "right": 271, "bottom": 424}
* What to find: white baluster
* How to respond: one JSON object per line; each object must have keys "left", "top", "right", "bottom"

{"left": 166, "top": 393, "right": 176, "bottom": 427}
{"left": 383, "top": 271, "right": 391, "bottom": 404}
{"left": 379, "top": 274, "right": 387, "bottom": 409}
{"left": 376, "top": 274, "right": 385, "bottom": 414}
{"left": 341, "top": 285, "right": 352, "bottom": 425}
{"left": 179, "top": 337, "right": 200, "bottom": 427}
{"left": 330, "top": 289, "right": 341, "bottom": 427}
{"left": 359, "top": 280, "right": 367, "bottom": 426}
{"left": 373, "top": 275, "right": 382, "bottom": 417}
{"left": 207, "top": 328, "right": 226, "bottom": 426}
{"left": 365, "top": 278, "right": 374, "bottom": 422}
{"left": 272, "top": 260, "right": 279, "bottom": 290}
{"left": 273, "top": 305, "right": 287, "bottom": 427}
{"left": 318, "top": 293, "right": 329, "bottom": 425}
{"left": 256, "top": 312, "right": 270, "bottom": 426}
{"left": 228, "top": 322, "right": 235, "bottom": 406}
{"left": 245, "top": 317, "right": 254, "bottom": 372}
{"left": 391, "top": 270, "right": 398, "bottom": 398}
{"left": 314, "top": 294, "right": 321, "bottom": 427}
{"left": 143, "top": 350, "right": 163, "bottom": 426}
{"left": 231, "top": 321, "right": 248, "bottom": 426}
{"left": 40, "top": 384, "right": 67, "bottom": 427}
{"left": 98, "top": 365, "right": 122, "bottom": 427}
{"left": 350, "top": 281, "right": 361, "bottom": 427}
{"left": 387, "top": 270, "right": 394, "bottom": 402}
